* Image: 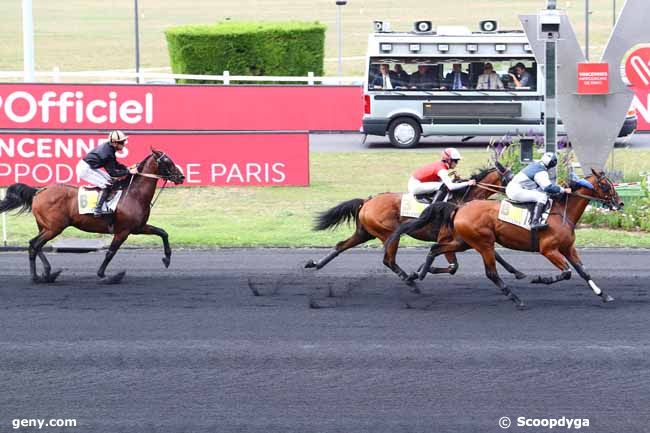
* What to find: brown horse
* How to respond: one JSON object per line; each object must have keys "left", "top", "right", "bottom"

{"left": 385, "top": 169, "right": 624, "bottom": 308}
{"left": 306, "top": 161, "right": 526, "bottom": 282}
{"left": 0, "top": 148, "right": 185, "bottom": 283}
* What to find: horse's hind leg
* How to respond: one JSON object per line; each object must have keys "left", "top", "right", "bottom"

{"left": 305, "top": 228, "right": 374, "bottom": 270}
{"left": 29, "top": 229, "right": 63, "bottom": 283}
{"left": 495, "top": 252, "right": 527, "bottom": 280}
{"left": 133, "top": 224, "right": 172, "bottom": 268}
{"left": 478, "top": 247, "right": 526, "bottom": 309}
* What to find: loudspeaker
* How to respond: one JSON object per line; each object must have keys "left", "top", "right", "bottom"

{"left": 413, "top": 21, "right": 433, "bottom": 33}
{"left": 479, "top": 20, "right": 498, "bottom": 32}
{"left": 520, "top": 138, "right": 535, "bottom": 163}
{"left": 374, "top": 21, "right": 390, "bottom": 32}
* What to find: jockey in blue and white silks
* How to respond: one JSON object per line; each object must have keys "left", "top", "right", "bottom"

{"left": 505, "top": 152, "right": 571, "bottom": 229}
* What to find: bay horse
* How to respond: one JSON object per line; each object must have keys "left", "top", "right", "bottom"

{"left": 306, "top": 161, "right": 526, "bottom": 282}
{"left": 385, "top": 169, "right": 623, "bottom": 308}
{"left": 0, "top": 148, "right": 185, "bottom": 283}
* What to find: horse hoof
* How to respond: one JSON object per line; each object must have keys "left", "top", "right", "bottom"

{"left": 304, "top": 260, "right": 316, "bottom": 269}
{"left": 46, "top": 269, "right": 62, "bottom": 283}
{"left": 410, "top": 286, "right": 421, "bottom": 294}
{"left": 601, "top": 294, "right": 615, "bottom": 303}
{"left": 102, "top": 271, "right": 126, "bottom": 285}
{"left": 531, "top": 276, "right": 543, "bottom": 284}
{"left": 162, "top": 257, "right": 171, "bottom": 268}
{"left": 516, "top": 301, "right": 528, "bottom": 310}
{"left": 515, "top": 272, "right": 527, "bottom": 280}
{"left": 406, "top": 272, "right": 419, "bottom": 282}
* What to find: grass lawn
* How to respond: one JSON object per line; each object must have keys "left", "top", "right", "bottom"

{"left": 2, "top": 148, "right": 650, "bottom": 249}
{"left": 1, "top": 0, "right": 623, "bottom": 77}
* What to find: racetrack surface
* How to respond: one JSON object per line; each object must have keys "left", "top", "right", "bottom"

{"left": 1, "top": 248, "right": 649, "bottom": 433}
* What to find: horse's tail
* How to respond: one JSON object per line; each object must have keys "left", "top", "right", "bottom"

{"left": 0, "top": 183, "right": 38, "bottom": 215}
{"left": 386, "top": 202, "right": 457, "bottom": 247}
{"left": 314, "top": 198, "right": 365, "bottom": 231}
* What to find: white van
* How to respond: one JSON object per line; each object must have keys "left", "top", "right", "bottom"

{"left": 362, "top": 21, "right": 637, "bottom": 148}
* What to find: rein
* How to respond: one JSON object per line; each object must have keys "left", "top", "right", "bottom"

{"left": 568, "top": 190, "right": 607, "bottom": 203}
{"left": 476, "top": 182, "right": 506, "bottom": 195}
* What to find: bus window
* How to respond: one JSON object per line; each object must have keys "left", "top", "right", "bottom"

{"left": 367, "top": 57, "right": 536, "bottom": 91}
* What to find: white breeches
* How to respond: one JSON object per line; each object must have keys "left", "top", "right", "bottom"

{"left": 76, "top": 160, "right": 111, "bottom": 188}
{"left": 408, "top": 176, "right": 442, "bottom": 195}
{"left": 506, "top": 182, "right": 547, "bottom": 204}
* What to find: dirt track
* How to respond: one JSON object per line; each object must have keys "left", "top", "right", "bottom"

{"left": 1, "top": 248, "right": 649, "bottom": 432}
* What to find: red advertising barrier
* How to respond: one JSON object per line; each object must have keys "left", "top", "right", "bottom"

{"left": 0, "top": 133, "right": 309, "bottom": 187}
{"left": 0, "top": 84, "right": 363, "bottom": 132}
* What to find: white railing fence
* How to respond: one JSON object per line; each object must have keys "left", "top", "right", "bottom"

{"left": 0, "top": 68, "right": 364, "bottom": 85}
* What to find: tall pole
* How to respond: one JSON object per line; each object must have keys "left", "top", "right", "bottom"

{"left": 134, "top": 0, "right": 141, "bottom": 83}
{"left": 613, "top": 0, "right": 617, "bottom": 27}
{"left": 336, "top": 3, "right": 342, "bottom": 79}
{"left": 585, "top": 0, "right": 590, "bottom": 61}
{"left": 22, "top": 0, "right": 35, "bottom": 82}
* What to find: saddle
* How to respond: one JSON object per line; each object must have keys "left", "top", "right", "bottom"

{"left": 414, "top": 186, "right": 450, "bottom": 204}
{"left": 498, "top": 199, "right": 552, "bottom": 230}
{"left": 78, "top": 186, "right": 123, "bottom": 215}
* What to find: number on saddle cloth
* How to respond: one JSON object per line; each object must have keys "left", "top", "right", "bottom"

{"left": 498, "top": 199, "right": 552, "bottom": 230}
{"left": 78, "top": 187, "right": 123, "bottom": 215}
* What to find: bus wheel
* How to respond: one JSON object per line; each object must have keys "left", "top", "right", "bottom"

{"left": 388, "top": 118, "right": 421, "bottom": 148}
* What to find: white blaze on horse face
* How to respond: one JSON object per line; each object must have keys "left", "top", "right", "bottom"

{"left": 588, "top": 279, "right": 602, "bottom": 296}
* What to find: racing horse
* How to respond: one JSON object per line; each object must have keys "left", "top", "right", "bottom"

{"left": 306, "top": 161, "right": 526, "bottom": 282}
{"left": 0, "top": 148, "right": 185, "bottom": 283}
{"left": 385, "top": 169, "right": 623, "bottom": 307}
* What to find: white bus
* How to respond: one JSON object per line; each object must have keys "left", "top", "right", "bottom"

{"left": 362, "top": 20, "right": 637, "bottom": 148}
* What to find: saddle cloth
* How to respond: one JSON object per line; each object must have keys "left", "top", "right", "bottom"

{"left": 400, "top": 193, "right": 429, "bottom": 218}
{"left": 498, "top": 199, "right": 551, "bottom": 230}
{"left": 78, "top": 188, "right": 123, "bottom": 215}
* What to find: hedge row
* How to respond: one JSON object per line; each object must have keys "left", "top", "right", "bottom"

{"left": 165, "top": 21, "right": 326, "bottom": 83}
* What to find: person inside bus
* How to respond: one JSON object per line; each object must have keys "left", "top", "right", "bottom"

{"left": 408, "top": 148, "right": 476, "bottom": 202}
{"left": 509, "top": 62, "right": 533, "bottom": 89}
{"left": 393, "top": 64, "right": 410, "bottom": 88}
{"left": 476, "top": 63, "right": 504, "bottom": 90}
{"left": 441, "top": 64, "right": 470, "bottom": 90}
{"left": 409, "top": 65, "right": 437, "bottom": 89}
{"left": 372, "top": 64, "right": 397, "bottom": 89}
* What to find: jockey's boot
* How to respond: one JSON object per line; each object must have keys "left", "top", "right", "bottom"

{"left": 529, "top": 202, "right": 548, "bottom": 230}
{"left": 93, "top": 188, "right": 111, "bottom": 217}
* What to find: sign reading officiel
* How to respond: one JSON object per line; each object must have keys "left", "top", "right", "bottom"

{"left": 0, "top": 90, "right": 153, "bottom": 125}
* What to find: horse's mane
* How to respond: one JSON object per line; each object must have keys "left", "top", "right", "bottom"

{"left": 447, "top": 166, "right": 496, "bottom": 201}
{"left": 137, "top": 153, "right": 154, "bottom": 173}
{"left": 469, "top": 166, "right": 495, "bottom": 181}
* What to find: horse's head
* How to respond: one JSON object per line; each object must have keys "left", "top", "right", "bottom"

{"left": 145, "top": 148, "right": 185, "bottom": 185}
{"left": 576, "top": 169, "right": 623, "bottom": 211}
{"left": 470, "top": 161, "right": 513, "bottom": 187}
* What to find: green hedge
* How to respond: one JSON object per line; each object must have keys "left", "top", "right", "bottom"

{"left": 165, "top": 21, "right": 326, "bottom": 83}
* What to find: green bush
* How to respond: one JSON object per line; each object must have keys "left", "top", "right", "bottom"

{"left": 165, "top": 21, "right": 326, "bottom": 83}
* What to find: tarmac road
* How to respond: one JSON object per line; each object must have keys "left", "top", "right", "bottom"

{"left": 309, "top": 132, "right": 650, "bottom": 151}
{"left": 1, "top": 248, "right": 649, "bottom": 433}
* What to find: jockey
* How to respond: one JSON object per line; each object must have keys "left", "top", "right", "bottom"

{"left": 408, "top": 148, "right": 476, "bottom": 202}
{"left": 75, "top": 130, "right": 137, "bottom": 217}
{"left": 505, "top": 152, "right": 572, "bottom": 229}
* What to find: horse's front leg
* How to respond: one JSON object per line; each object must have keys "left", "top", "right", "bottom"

{"left": 134, "top": 224, "right": 172, "bottom": 268}
{"left": 97, "top": 231, "right": 129, "bottom": 283}
{"left": 564, "top": 246, "right": 614, "bottom": 303}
